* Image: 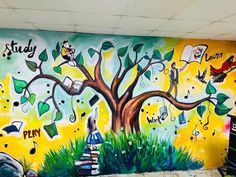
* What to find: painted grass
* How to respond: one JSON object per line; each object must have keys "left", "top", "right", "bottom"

{"left": 39, "top": 132, "right": 203, "bottom": 176}
{"left": 99, "top": 131, "right": 203, "bottom": 174}
{"left": 39, "top": 139, "right": 86, "bottom": 177}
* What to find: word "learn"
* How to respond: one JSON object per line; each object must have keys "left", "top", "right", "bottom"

{"left": 205, "top": 52, "right": 223, "bottom": 61}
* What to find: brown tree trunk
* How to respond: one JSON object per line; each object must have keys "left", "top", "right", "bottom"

{"left": 111, "top": 108, "right": 122, "bottom": 132}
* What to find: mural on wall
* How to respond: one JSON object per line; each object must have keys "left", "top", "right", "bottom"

{"left": 0, "top": 29, "right": 236, "bottom": 177}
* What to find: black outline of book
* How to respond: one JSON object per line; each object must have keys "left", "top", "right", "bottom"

{"left": 180, "top": 44, "right": 208, "bottom": 64}
{"left": 62, "top": 76, "right": 83, "bottom": 94}
{"left": 2, "top": 121, "right": 23, "bottom": 134}
{"left": 178, "top": 111, "right": 186, "bottom": 124}
{"left": 89, "top": 94, "right": 99, "bottom": 107}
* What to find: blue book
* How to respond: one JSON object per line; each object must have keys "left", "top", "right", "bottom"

{"left": 178, "top": 111, "right": 186, "bottom": 124}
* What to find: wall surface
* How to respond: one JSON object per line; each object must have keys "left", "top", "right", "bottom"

{"left": 0, "top": 29, "right": 235, "bottom": 177}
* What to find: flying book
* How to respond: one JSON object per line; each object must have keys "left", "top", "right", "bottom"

{"left": 2, "top": 121, "right": 23, "bottom": 134}
{"left": 159, "top": 106, "right": 168, "bottom": 120}
{"left": 62, "top": 76, "right": 83, "bottom": 94}
{"left": 89, "top": 94, "right": 99, "bottom": 107}
{"left": 178, "top": 111, "right": 186, "bottom": 125}
{"left": 180, "top": 45, "right": 208, "bottom": 64}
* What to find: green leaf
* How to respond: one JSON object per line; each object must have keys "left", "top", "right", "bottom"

{"left": 53, "top": 66, "right": 62, "bottom": 74}
{"left": 20, "top": 95, "right": 28, "bottom": 104}
{"left": 215, "top": 103, "right": 232, "bottom": 116}
{"left": 144, "top": 70, "right": 151, "bottom": 80}
{"left": 206, "top": 81, "right": 217, "bottom": 94}
{"left": 88, "top": 48, "right": 96, "bottom": 57}
{"left": 137, "top": 64, "right": 142, "bottom": 73}
{"left": 55, "top": 111, "right": 63, "bottom": 121}
{"left": 133, "top": 43, "right": 144, "bottom": 53}
{"left": 38, "top": 49, "right": 48, "bottom": 61}
{"left": 43, "top": 122, "right": 58, "bottom": 139}
{"left": 102, "top": 41, "right": 114, "bottom": 50}
{"left": 12, "top": 77, "right": 27, "bottom": 94}
{"left": 28, "top": 93, "right": 36, "bottom": 105}
{"left": 75, "top": 52, "right": 84, "bottom": 65}
{"left": 38, "top": 101, "right": 50, "bottom": 116}
{"left": 152, "top": 50, "right": 162, "bottom": 60}
{"left": 144, "top": 55, "right": 150, "bottom": 60}
{"left": 164, "top": 49, "right": 174, "bottom": 61}
{"left": 52, "top": 50, "right": 60, "bottom": 60}
{"left": 118, "top": 46, "right": 128, "bottom": 57}
{"left": 25, "top": 60, "right": 37, "bottom": 72}
{"left": 197, "top": 105, "right": 206, "bottom": 118}
{"left": 56, "top": 42, "right": 60, "bottom": 51}
{"left": 217, "top": 93, "right": 229, "bottom": 104}
{"left": 124, "top": 54, "right": 133, "bottom": 68}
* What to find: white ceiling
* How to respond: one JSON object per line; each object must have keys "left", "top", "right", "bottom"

{"left": 1, "top": 0, "right": 236, "bottom": 40}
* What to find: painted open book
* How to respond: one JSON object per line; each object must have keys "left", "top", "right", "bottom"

{"left": 180, "top": 44, "right": 208, "bottom": 64}
{"left": 62, "top": 76, "right": 83, "bottom": 94}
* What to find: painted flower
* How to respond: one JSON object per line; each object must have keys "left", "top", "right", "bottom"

{"left": 121, "top": 150, "right": 126, "bottom": 154}
{"left": 128, "top": 141, "right": 132, "bottom": 146}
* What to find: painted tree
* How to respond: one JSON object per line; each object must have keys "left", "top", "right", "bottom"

{"left": 12, "top": 41, "right": 232, "bottom": 133}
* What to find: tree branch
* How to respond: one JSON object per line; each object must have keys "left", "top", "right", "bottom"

{"left": 119, "top": 59, "right": 166, "bottom": 111}
{"left": 111, "top": 54, "right": 147, "bottom": 100}
{"left": 76, "top": 64, "right": 94, "bottom": 81}
{"left": 122, "top": 90, "right": 215, "bottom": 126}
{"left": 51, "top": 83, "right": 59, "bottom": 111}
{"left": 111, "top": 56, "right": 122, "bottom": 99}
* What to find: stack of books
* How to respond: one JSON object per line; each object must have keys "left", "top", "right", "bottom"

{"left": 75, "top": 149, "right": 100, "bottom": 176}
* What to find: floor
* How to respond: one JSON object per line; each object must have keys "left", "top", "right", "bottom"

{"left": 99, "top": 170, "right": 222, "bottom": 177}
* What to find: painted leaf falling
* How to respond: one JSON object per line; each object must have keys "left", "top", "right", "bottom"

{"left": 197, "top": 105, "right": 206, "bottom": 118}
{"left": 52, "top": 50, "right": 60, "bottom": 60}
{"left": 25, "top": 60, "right": 37, "bottom": 72}
{"left": 215, "top": 103, "right": 232, "bottom": 116}
{"left": 133, "top": 43, "right": 144, "bottom": 53}
{"left": 137, "top": 64, "right": 142, "bottom": 73}
{"left": 118, "top": 46, "right": 128, "bottom": 57}
{"left": 152, "top": 50, "right": 162, "bottom": 60}
{"left": 38, "top": 49, "right": 48, "bottom": 61}
{"left": 102, "top": 41, "right": 114, "bottom": 50}
{"left": 43, "top": 122, "right": 58, "bottom": 139}
{"left": 20, "top": 95, "right": 28, "bottom": 104}
{"left": 164, "top": 49, "right": 174, "bottom": 61}
{"left": 56, "top": 42, "right": 60, "bottom": 51}
{"left": 206, "top": 81, "right": 217, "bottom": 94}
{"left": 217, "top": 93, "right": 229, "bottom": 104}
{"left": 28, "top": 93, "right": 36, "bottom": 105}
{"left": 75, "top": 52, "right": 84, "bottom": 65}
{"left": 38, "top": 101, "right": 50, "bottom": 116}
{"left": 12, "top": 77, "right": 27, "bottom": 94}
{"left": 144, "top": 70, "right": 151, "bottom": 80}
{"left": 55, "top": 111, "right": 63, "bottom": 121}
{"left": 88, "top": 48, "right": 96, "bottom": 57}
{"left": 124, "top": 54, "right": 133, "bottom": 68}
{"left": 53, "top": 66, "right": 62, "bottom": 74}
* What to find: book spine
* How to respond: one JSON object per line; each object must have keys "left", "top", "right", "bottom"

{"left": 79, "top": 164, "right": 99, "bottom": 170}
